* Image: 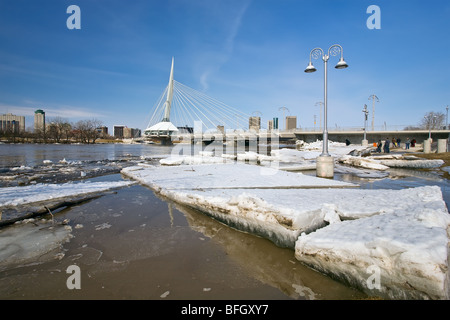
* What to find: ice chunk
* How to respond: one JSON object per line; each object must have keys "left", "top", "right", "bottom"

{"left": 0, "top": 181, "right": 135, "bottom": 209}
{"left": 295, "top": 193, "right": 450, "bottom": 300}
{"left": 0, "top": 219, "right": 73, "bottom": 270}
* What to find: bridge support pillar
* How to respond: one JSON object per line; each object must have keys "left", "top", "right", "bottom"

{"left": 423, "top": 139, "right": 431, "bottom": 153}
{"left": 316, "top": 156, "right": 334, "bottom": 179}
{"left": 438, "top": 139, "right": 447, "bottom": 153}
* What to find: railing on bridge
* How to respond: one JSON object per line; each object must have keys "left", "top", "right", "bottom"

{"left": 283, "top": 125, "right": 450, "bottom": 133}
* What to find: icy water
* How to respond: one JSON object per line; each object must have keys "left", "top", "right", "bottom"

{"left": 0, "top": 143, "right": 449, "bottom": 300}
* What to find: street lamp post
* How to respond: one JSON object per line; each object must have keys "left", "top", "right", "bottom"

{"left": 305, "top": 44, "right": 348, "bottom": 178}
{"left": 368, "top": 94, "right": 379, "bottom": 131}
{"left": 446, "top": 105, "right": 449, "bottom": 129}
{"left": 362, "top": 104, "right": 369, "bottom": 146}
{"left": 425, "top": 115, "right": 437, "bottom": 140}
{"left": 315, "top": 101, "right": 323, "bottom": 130}
{"left": 278, "top": 106, "right": 289, "bottom": 131}
{"left": 423, "top": 115, "right": 436, "bottom": 154}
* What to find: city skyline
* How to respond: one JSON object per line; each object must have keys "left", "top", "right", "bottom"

{"left": 0, "top": 0, "right": 449, "bottom": 132}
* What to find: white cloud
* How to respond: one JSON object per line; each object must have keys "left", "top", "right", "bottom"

{"left": 199, "top": 0, "right": 251, "bottom": 91}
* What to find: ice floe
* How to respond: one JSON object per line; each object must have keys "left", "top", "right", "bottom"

{"left": 121, "top": 162, "right": 450, "bottom": 300}
{"left": 295, "top": 193, "right": 450, "bottom": 299}
{"left": 122, "top": 163, "right": 356, "bottom": 191}
{"left": 0, "top": 219, "right": 73, "bottom": 270}
{"left": 0, "top": 180, "right": 135, "bottom": 209}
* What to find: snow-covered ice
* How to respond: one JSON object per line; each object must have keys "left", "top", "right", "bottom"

{"left": 121, "top": 161, "right": 450, "bottom": 300}
{"left": 295, "top": 191, "right": 450, "bottom": 299}
{"left": 0, "top": 179, "right": 137, "bottom": 270}
{"left": 338, "top": 155, "right": 389, "bottom": 171}
{"left": 160, "top": 155, "right": 232, "bottom": 166}
{"left": 121, "top": 163, "right": 357, "bottom": 191}
{"left": 379, "top": 159, "right": 444, "bottom": 168}
{"left": 0, "top": 180, "right": 135, "bottom": 209}
{"left": 355, "top": 154, "right": 444, "bottom": 169}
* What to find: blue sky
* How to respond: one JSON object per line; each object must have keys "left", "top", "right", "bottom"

{"left": 0, "top": 0, "right": 449, "bottom": 132}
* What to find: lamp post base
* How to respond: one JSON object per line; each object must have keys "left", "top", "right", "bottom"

{"left": 362, "top": 139, "right": 368, "bottom": 146}
{"left": 316, "top": 155, "right": 334, "bottom": 178}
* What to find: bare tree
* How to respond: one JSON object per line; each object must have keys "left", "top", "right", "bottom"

{"left": 420, "top": 111, "right": 445, "bottom": 130}
{"left": 86, "top": 119, "right": 103, "bottom": 144}
{"left": 61, "top": 122, "right": 73, "bottom": 143}
{"left": 34, "top": 127, "right": 46, "bottom": 143}
{"left": 74, "top": 119, "right": 103, "bottom": 144}
{"left": 47, "top": 117, "right": 64, "bottom": 143}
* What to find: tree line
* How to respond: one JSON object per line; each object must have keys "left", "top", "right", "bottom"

{"left": 1, "top": 117, "right": 111, "bottom": 144}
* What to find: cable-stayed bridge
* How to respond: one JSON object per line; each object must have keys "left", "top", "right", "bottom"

{"left": 144, "top": 58, "right": 255, "bottom": 145}
{"left": 144, "top": 58, "right": 450, "bottom": 146}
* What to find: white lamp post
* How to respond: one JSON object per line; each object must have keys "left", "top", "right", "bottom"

{"left": 305, "top": 44, "right": 348, "bottom": 178}
{"left": 362, "top": 104, "right": 369, "bottom": 146}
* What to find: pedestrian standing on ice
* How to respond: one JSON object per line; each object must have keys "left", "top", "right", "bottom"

{"left": 397, "top": 137, "right": 401, "bottom": 148}
{"left": 384, "top": 138, "right": 390, "bottom": 153}
{"left": 405, "top": 138, "right": 410, "bottom": 150}
{"left": 376, "top": 140, "right": 382, "bottom": 153}
{"left": 411, "top": 138, "right": 416, "bottom": 147}
{"left": 392, "top": 137, "right": 397, "bottom": 148}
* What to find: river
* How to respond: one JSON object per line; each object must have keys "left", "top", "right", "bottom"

{"left": 0, "top": 143, "right": 448, "bottom": 300}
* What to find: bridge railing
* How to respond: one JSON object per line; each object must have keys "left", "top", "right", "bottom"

{"left": 287, "top": 125, "right": 450, "bottom": 133}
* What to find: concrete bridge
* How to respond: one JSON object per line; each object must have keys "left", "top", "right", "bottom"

{"left": 143, "top": 58, "right": 450, "bottom": 149}
{"left": 291, "top": 129, "right": 450, "bottom": 145}
{"left": 164, "top": 129, "right": 449, "bottom": 146}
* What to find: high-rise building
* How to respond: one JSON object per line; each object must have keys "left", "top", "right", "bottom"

{"left": 115, "top": 125, "right": 141, "bottom": 138}
{"left": 273, "top": 117, "right": 279, "bottom": 130}
{"left": 286, "top": 116, "right": 297, "bottom": 130}
{"left": 34, "top": 109, "right": 46, "bottom": 133}
{"left": 114, "top": 125, "right": 125, "bottom": 139}
{"left": 127, "top": 128, "right": 141, "bottom": 138}
{"left": 0, "top": 113, "right": 25, "bottom": 133}
{"left": 96, "top": 126, "right": 108, "bottom": 136}
{"left": 216, "top": 125, "right": 225, "bottom": 135}
{"left": 249, "top": 116, "right": 261, "bottom": 131}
